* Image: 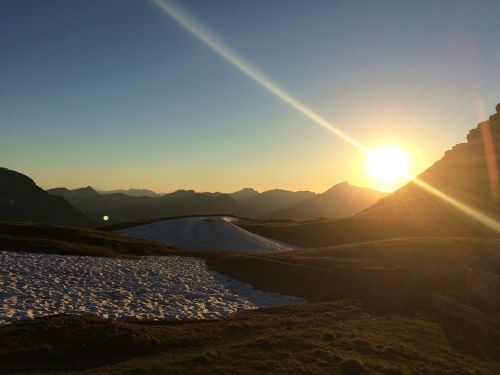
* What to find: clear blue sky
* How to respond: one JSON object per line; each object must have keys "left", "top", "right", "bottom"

{"left": 1, "top": 0, "right": 499, "bottom": 192}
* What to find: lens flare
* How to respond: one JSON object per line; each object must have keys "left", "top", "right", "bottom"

{"left": 150, "top": 0, "right": 367, "bottom": 154}
{"left": 150, "top": 0, "right": 500, "bottom": 234}
{"left": 366, "top": 146, "right": 411, "bottom": 181}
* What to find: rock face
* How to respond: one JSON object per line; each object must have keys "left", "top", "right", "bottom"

{"left": 0, "top": 168, "right": 94, "bottom": 227}
{"left": 269, "top": 182, "right": 387, "bottom": 220}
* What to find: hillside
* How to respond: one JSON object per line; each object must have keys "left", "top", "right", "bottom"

{"left": 0, "top": 168, "right": 94, "bottom": 227}
{"left": 269, "top": 182, "right": 387, "bottom": 220}
{"left": 241, "top": 103, "right": 500, "bottom": 247}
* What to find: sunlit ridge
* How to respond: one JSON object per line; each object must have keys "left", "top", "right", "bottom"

{"left": 150, "top": 0, "right": 500, "bottom": 234}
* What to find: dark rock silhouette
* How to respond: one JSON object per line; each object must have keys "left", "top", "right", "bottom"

{"left": 0, "top": 168, "right": 94, "bottom": 227}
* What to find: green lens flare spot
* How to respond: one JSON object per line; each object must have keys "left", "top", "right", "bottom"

{"left": 102, "top": 215, "right": 109, "bottom": 221}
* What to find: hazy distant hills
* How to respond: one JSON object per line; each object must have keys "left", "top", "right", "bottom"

{"left": 97, "top": 188, "right": 163, "bottom": 197}
{"left": 242, "top": 103, "right": 500, "bottom": 247}
{"left": 235, "top": 189, "right": 315, "bottom": 213}
{"left": 269, "top": 182, "right": 387, "bottom": 220}
{"left": 0, "top": 168, "right": 94, "bottom": 227}
{"left": 46, "top": 184, "right": 382, "bottom": 225}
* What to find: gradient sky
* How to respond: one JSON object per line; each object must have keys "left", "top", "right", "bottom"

{"left": 1, "top": 0, "right": 500, "bottom": 193}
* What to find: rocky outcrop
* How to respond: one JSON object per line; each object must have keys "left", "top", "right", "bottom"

{"left": 0, "top": 168, "right": 95, "bottom": 227}
{"left": 359, "top": 102, "right": 500, "bottom": 236}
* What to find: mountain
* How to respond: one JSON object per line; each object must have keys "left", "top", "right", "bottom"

{"left": 237, "top": 189, "right": 315, "bottom": 213}
{"left": 47, "top": 186, "right": 320, "bottom": 223}
{"left": 0, "top": 168, "right": 94, "bottom": 227}
{"left": 97, "top": 189, "right": 163, "bottom": 197}
{"left": 269, "top": 182, "right": 387, "bottom": 220}
{"left": 229, "top": 188, "right": 260, "bottom": 202}
{"left": 46, "top": 183, "right": 383, "bottom": 224}
{"left": 240, "top": 103, "right": 500, "bottom": 247}
{"left": 47, "top": 187, "right": 245, "bottom": 224}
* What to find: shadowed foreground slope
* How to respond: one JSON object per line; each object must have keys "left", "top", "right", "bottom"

{"left": 1, "top": 301, "right": 499, "bottom": 374}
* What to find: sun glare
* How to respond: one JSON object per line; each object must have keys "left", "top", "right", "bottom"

{"left": 365, "top": 146, "right": 411, "bottom": 190}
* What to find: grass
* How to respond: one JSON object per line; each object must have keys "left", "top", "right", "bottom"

{"left": 1, "top": 300, "right": 499, "bottom": 374}
{"left": 206, "top": 237, "right": 500, "bottom": 312}
{"left": 237, "top": 214, "right": 500, "bottom": 248}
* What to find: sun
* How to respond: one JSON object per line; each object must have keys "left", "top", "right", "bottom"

{"left": 365, "top": 145, "right": 411, "bottom": 188}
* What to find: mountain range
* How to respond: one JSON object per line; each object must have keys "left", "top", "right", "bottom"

{"left": 46, "top": 183, "right": 384, "bottom": 224}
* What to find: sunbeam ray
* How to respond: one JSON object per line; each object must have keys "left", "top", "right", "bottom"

{"left": 150, "top": 0, "right": 500, "bottom": 234}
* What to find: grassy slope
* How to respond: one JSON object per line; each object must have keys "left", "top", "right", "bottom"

{"left": 0, "top": 221, "right": 207, "bottom": 258}
{"left": 207, "top": 237, "right": 500, "bottom": 312}
{"left": 1, "top": 301, "right": 499, "bottom": 374}
{"left": 237, "top": 215, "right": 500, "bottom": 248}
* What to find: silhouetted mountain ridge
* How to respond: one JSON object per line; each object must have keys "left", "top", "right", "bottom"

{"left": 47, "top": 182, "right": 383, "bottom": 224}
{"left": 97, "top": 188, "right": 163, "bottom": 197}
{"left": 269, "top": 181, "right": 387, "bottom": 220}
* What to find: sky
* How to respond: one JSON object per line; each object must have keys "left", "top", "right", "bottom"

{"left": 1, "top": 0, "right": 500, "bottom": 193}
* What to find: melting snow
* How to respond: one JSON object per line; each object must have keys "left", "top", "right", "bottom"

{"left": 0, "top": 251, "right": 304, "bottom": 325}
{"left": 119, "top": 216, "right": 296, "bottom": 253}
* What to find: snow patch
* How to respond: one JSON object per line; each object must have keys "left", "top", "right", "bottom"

{"left": 0, "top": 251, "right": 304, "bottom": 325}
{"left": 119, "top": 216, "right": 296, "bottom": 253}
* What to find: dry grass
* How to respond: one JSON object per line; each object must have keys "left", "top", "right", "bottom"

{"left": 1, "top": 301, "right": 498, "bottom": 374}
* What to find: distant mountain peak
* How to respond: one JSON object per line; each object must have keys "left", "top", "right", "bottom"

{"left": 229, "top": 187, "right": 260, "bottom": 202}
{"left": 269, "top": 182, "right": 387, "bottom": 221}
{"left": 325, "top": 181, "right": 350, "bottom": 191}
{"left": 236, "top": 187, "right": 258, "bottom": 193}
